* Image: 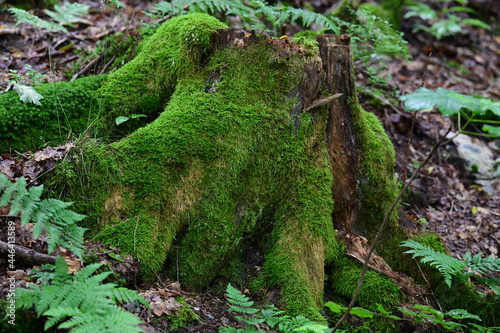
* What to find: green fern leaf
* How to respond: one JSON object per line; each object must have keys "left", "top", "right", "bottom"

{"left": 401, "top": 240, "right": 466, "bottom": 287}
{"left": 0, "top": 175, "right": 27, "bottom": 207}
{"left": 74, "top": 263, "right": 103, "bottom": 280}
{"left": 464, "top": 252, "right": 500, "bottom": 275}
{"left": 17, "top": 256, "right": 146, "bottom": 333}
{"left": 8, "top": 8, "right": 68, "bottom": 33}
{"left": 20, "top": 185, "right": 44, "bottom": 224}
{"left": 225, "top": 284, "right": 259, "bottom": 315}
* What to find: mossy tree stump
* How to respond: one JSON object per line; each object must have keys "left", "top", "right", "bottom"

{"left": 1, "top": 14, "right": 412, "bottom": 324}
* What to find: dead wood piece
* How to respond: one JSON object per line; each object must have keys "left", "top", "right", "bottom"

{"left": 345, "top": 235, "right": 420, "bottom": 297}
{"left": 318, "top": 34, "right": 362, "bottom": 232}
{"left": 0, "top": 240, "right": 57, "bottom": 266}
{"left": 304, "top": 93, "right": 343, "bottom": 112}
{"left": 0, "top": 28, "right": 22, "bottom": 35}
{"left": 71, "top": 52, "right": 105, "bottom": 81}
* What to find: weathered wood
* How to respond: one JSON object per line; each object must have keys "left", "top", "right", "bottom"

{"left": 317, "top": 34, "right": 362, "bottom": 233}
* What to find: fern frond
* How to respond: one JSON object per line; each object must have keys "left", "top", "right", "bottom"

{"left": 8, "top": 8, "right": 68, "bottom": 33}
{"left": 286, "top": 7, "right": 340, "bottom": 33}
{"left": 110, "top": 287, "right": 147, "bottom": 304}
{"left": 74, "top": 263, "right": 104, "bottom": 280}
{"left": 0, "top": 175, "right": 27, "bottom": 207}
{"left": 16, "top": 283, "right": 41, "bottom": 309}
{"left": 256, "top": 5, "right": 340, "bottom": 34}
{"left": 146, "top": 0, "right": 252, "bottom": 19}
{"left": 225, "top": 284, "right": 259, "bottom": 315}
{"left": 401, "top": 240, "right": 467, "bottom": 287}
{"left": 17, "top": 256, "right": 146, "bottom": 333}
{"left": 464, "top": 252, "right": 500, "bottom": 275}
{"left": 44, "top": 307, "right": 84, "bottom": 330}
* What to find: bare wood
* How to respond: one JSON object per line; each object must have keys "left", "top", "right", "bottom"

{"left": 0, "top": 240, "right": 57, "bottom": 265}
{"left": 317, "top": 34, "right": 362, "bottom": 233}
{"left": 304, "top": 93, "right": 343, "bottom": 112}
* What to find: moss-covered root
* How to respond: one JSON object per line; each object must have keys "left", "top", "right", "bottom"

{"left": 0, "top": 75, "right": 107, "bottom": 152}
{"left": 97, "top": 13, "right": 228, "bottom": 130}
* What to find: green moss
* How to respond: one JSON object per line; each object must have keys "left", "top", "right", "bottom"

{"left": 329, "top": 256, "right": 401, "bottom": 332}
{"left": 353, "top": 105, "right": 400, "bottom": 241}
{"left": 96, "top": 13, "right": 228, "bottom": 136}
{"left": 0, "top": 75, "right": 107, "bottom": 151}
{"left": 166, "top": 297, "right": 201, "bottom": 330}
{"left": 330, "top": 257, "right": 401, "bottom": 309}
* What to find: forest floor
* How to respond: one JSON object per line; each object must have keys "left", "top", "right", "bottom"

{"left": 0, "top": 1, "right": 499, "bottom": 332}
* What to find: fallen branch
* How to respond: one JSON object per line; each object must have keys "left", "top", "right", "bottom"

{"left": 0, "top": 240, "right": 57, "bottom": 266}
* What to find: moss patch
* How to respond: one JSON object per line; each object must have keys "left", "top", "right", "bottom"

{"left": 0, "top": 75, "right": 107, "bottom": 151}
{"left": 96, "top": 13, "right": 228, "bottom": 136}
{"left": 329, "top": 256, "right": 401, "bottom": 332}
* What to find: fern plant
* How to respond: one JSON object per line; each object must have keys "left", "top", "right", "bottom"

{"left": 404, "top": 0, "right": 491, "bottom": 40}
{"left": 145, "top": 0, "right": 340, "bottom": 35}
{"left": 220, "top": 284, "right": 331, "bottom": 333}
{"left": 400, "top": 88, "right": 500, "bottom": 137}
{"left": 254, "top": 1, "right": 340, "bottom": 35}
{"left": 8, "top": 2, "right": 91, "bottom": 34}
{"left": 0, "top": 174, "right": 87, "bottom": 258}
{"left": 17, "top": 256, "right": 147, "bottom": 333}
{"left": 401, "top": 240, "right": 500, "bottom": 293}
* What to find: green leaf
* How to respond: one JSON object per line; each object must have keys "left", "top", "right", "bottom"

{"left": 375, "top": 303, "right": 390, "bottom": 315}
{"left": 404, "top": 3, "right": 437, "bottom": 20}
{"left": 44, "top": 3, "right": 90, "bottom": 27}
{"left": 400, "top": 88, "right": 500, "bottom": 117}
{"left": 428, "top": 17, "right": 463, "bottom": 40}
{"left": 130, "top": 114, "right": 147, "bottom": 119}
{"left": 325, "top": 301, "right": 346, "bottom": 313}
{"left": 446, "top": 309, "right": 481, "bottom": 321}
{"left": 8, "top": 8, "right": 68, "bottom": 33}
{"left": 351, "top": 307, "right": 374, "bottom": 318}
{"left": 107, "top": 252, "right": 126, "bottom": 262}
{"left": 463, "top": 18, "right": 491, "bottom": 30}
{"left": 116, "top": 116, "right": 129, "bottom": 125}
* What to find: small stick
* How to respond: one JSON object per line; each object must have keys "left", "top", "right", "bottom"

{"left": 304, "top": 93, "right": 343, "bottom": 111}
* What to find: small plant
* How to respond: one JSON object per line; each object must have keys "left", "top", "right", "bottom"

{"left": 116, "top": 114, "right": 147, "bottom": 126}
{"left": 327, "top": 301, "right": 500, "bottom": 332}
{"left": 400, "top": 87, "right": 500, "bottom": 137}
{"left": 9, "top": 64, "right": 47, "bottom": 86}
{"left": 404, "top": 0, "right": 491, "bottom": 40}
{"left": 219, "top": 284, "right": 331, "bottom": 333}
{"left": 343, "top": 8, "right": 409, "bottom": 90}
{"left": 17, "top": 257, "right": 147, "bottom": 333}
{"left": 8, "top": 2, "right": 91, "bottom": 34}
{"left": 1, "top": 173, "right": 148, "bottom": 332}
{"left": 0, "top": 174, "right": 87, "bottom": 258}
{"left": 401, "top": 240, "right": 500, "bottom": 293}
{"left": 4, "top": 64, "right": 47, "bottom": 105}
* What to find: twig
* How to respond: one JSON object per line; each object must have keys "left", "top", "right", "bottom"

{"left": 304, "top": 93, "right": 343, "bottom": 112}
{"left": 332, "top": 127, "right": 452, "bottom": 332}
